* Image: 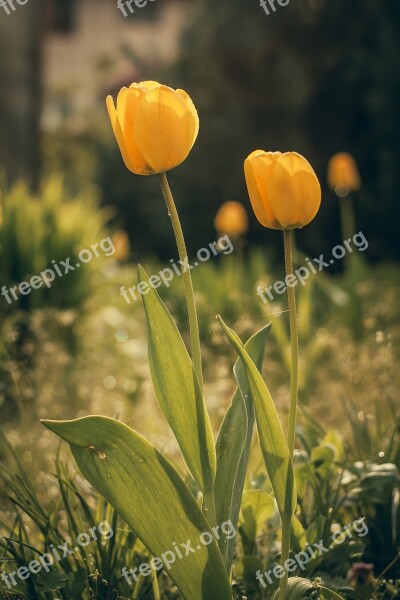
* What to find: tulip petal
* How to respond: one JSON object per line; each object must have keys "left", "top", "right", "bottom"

{"left": 106, "top": 95, "right": 139, "bottom": 174}
{"left": 267, "top": 153, "right": 321, "bottom": 229}
{"left": 176, "top": 89, "right": 200, "bottom": 148}
{"left": 136, "top": 80, "right": 160, "bottom": 91}
{"left": 134, "top": 85, "right": 198, "bottom": 173}
{"left": 116, "top": 87, "right": 153, "bottom": 175}
{"left": 244, "top": 151, "right": 282, "bottom": 229}
{"left": 327, "top": 152, "right": 361, "bottom": 192}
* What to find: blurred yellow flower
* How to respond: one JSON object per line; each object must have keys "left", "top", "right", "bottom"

{"left": 244, "top": 151, "right": 321, "bottom": 230}
{"left": 214, "top": 201, "right": 249, "bottom": 237}
{"left": 112, "top": 230, "right": 130, "bottom": 261}
{"left": 327, "top": 152, "right": 362, "bottom": 197}
{"left": 106, "top": 81, "right": 199, "bottom": 175}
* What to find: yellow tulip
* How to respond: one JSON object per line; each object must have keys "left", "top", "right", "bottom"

{"left": 106, "top": 81, "right": 199, "bottom": 175}
{"left": 327, "top": 152, "right": 362, "bottom": 197}
{"left": 244, "top": 151, "right": 321, "bottom": 230}
{"left": 112, "top": 230, "right": 130, "bottom": 261}
{"left": 214, "top": 201, "right": 249, "bottom": 237}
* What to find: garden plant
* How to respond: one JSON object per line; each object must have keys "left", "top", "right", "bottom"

{"left": 1, "top": 81, "right": 399, "bottom": 600}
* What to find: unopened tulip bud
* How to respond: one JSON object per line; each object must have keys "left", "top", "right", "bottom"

{"left": 327, "top": 152, "right": 361, "bottom": 198}
{"left": 106, "top": 81, "right": 199, "bottom": 175}
{"left": 244, "top": 151, "right": 321, "bottom": 230}
{"left": 214, "top": 201, "right": 249, "bottom": 237}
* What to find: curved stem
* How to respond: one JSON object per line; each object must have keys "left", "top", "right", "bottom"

{"left": 279, "top": 229, "right": 299, "bottom": 600}
{"left": 158, "top": 172, "right": 203, "bottom": 391}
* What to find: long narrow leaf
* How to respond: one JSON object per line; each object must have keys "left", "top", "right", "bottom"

{"left": 42, "top": 416, "right": 232, "bottom": 600}
{"left": 215, "top": 323, "right": 271, "bottom": 569}
{"left": 138, "top": 265, "right": 216, "bottom": 494}
{"left": 217, "top": 317, "right": 296, "bottom": 520}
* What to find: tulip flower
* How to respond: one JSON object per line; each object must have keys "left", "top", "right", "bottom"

{"left": 112, "top": 230, "right": 130, "bottom": 262}
{"left": 106, "top": 81, "right": 199, "bottom": 175}
{"left": 244, "top": 148, "right": 321, "bottom": 600}
{"left": 107, "top": 79, "right": 204, "bottom": 421}
{"left": 327, "top": 152, "right": 361, "bottom": 198}
{"left": 244, "top": 151, "right": 321, "bottom": 230}
{"left": 214, "top": 201, "right": 249, "bottom": 237}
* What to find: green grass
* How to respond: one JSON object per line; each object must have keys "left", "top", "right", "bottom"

{"left": 0, "top": 243, "right": 399, "bottom": 599}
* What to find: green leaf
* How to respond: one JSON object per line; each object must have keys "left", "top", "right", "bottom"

{"left": 321, "top": 430, "right": 345, "bottom": 463}
{"left": 272, "top": 577, "right": 313, "bottom": 600}
{"left": 305, "top": 515, "right": 326, "bottom": 546}
{"left": 319, "top": 586, "right": 347, "bottom": 599}
{"left": 310, "top": 445, "right": 335, "bottom": 476}
{"left": 290, "top": 514, "right": 307, "bottom": 554}
{"left": 233, "top": 555, "right": 264, "bottom": 584}
{"left": 217, "top": 316, "right": 296, "bottom": 520}
{"left": 138, "top": 265, "right": 215, "bottom": 493}
{"left": 41, "top": 416, "right": 232, "bottom": 600}
{"left": 215, "top": 323, "right": 271, "bottom": 569}
{"left": 239, "top": 490, "right": 275, "bottom": 545}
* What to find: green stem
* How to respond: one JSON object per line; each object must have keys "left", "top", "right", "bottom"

{"left": 151, "top": 567, "right": 161, "bottom": 600}
{"left": 339, "top": 195, "right": 356, "bottom": 271}
{"left": 279, "top": 515, "right": 291, "bottom": 600}
{"left": 284, "top": 230, "right": 299, "bottom": 459}
{"left": 279, "top": 230, "right": 299, "bottom": 600}
{"left": 159, "top": 172, "right": 203, "bottom": 391}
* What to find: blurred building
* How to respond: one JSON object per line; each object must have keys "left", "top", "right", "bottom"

{"left": 0, "top": 0, "right": 195, "bottom": 184}
{"left": 43, "top": 0, "right": 193, "bottom": 126}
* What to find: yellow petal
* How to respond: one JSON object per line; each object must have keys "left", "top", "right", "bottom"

{"left": 214, "top": 201, "right": 249, "bottom": 236}
{"left": 134, "top": 85, "right": 197, "bottom": 173}
{"left": 106, "top": 95, "right": 139, "bottom": 174}
{"left": 267, "top": 152, "right": 321, "bottom": 229}
{"left": 327, "top": 152, "right": 361, "bottom": 193}
{"left": 115, "top": 87, "right": 153, "bottom": 175}
{"left": 135, "top": 80, "right": 161, "bottom": 91}
{"left": 244, "top": 151, "right": 282, "bottom": 229}
{"left": 176, "top": 88, "right": 200, "bottom": 148}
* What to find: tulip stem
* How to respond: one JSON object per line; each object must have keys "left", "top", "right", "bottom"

{"left": 279, "top": 229, "right": 299, "bottom": 600}
{"left": 339, "top": 195, "right": 356, "bottom": 271}
{"left": 159, "top": 172, "right": 203, "bottom": 391}
{"left": 283, "top": 229, "right": 299, "bottom": 459}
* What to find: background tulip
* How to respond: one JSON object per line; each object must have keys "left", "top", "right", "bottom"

{"left": 214, "top": 201, "right": 249, "bottom": 237}
{"left": 327, "top": 152, "right": 362, "bottom": 198}
{"left": 106, "top": 81, "right": 199, "bottom": 175}
{"left": 244, "top": 151, "right": 321, "bottom": 230}
{"left": 112, "top": 230, "right": 130, "bottom": 262}
{"left": 328, "top": 153, "right": 362, "bottom": 271}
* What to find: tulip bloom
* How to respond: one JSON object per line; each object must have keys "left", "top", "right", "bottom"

{"left": 244, "top": 151, "right": 321, "bottom": 230}
{"left": 112, "top": 230, "right": 130, "bottom": 261}
{"left": 214, "top": 201, "right": 249, "bottom": 237}
{"left": 327, "top": 152, "right": 362, "bottom": 197}
{"left": 106, "top": 81, "right": 199, "bottom": 175}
